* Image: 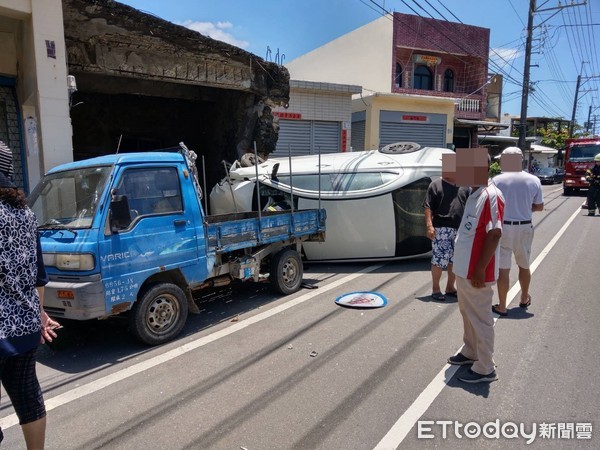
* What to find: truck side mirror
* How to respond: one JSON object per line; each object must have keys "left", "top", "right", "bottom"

{"left": 110, "top": 194, "right": 132, "bottom": 232}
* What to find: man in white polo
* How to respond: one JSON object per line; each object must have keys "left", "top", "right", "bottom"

{"left": 492, "top": 146, "right": 544, "bottom": 316}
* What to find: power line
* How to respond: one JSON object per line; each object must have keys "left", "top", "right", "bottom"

{"left": 422, "top": 0, "right": 450, "bottom": 22}
{"left": 365, "top": 1, "right": 488, "bottom": 75}
{"left": 359, "top": 0, "right": 597, "bottom": 125}
{"left": 433, "top": 0, "right": 461, "bottom": 23}
{"left": 367, "top": 0, "right": 524, "bottom": 88}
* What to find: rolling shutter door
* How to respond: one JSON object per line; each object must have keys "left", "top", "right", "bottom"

{"left": 275, "top": 120, "right": 340, "bottom": 156}
{"left": 351, "top": 121, "right": 365, "bottom": 152}
{"left": 379, "top": 122, "right": 445, "bottom": 148}
{"left": 313, "top": 121, "right": 340, "bottom": 154}
{"left": 275, "top": 120, "right": 311, "bottom": 156}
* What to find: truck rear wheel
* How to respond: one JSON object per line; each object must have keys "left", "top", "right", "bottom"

{"left": 129, "top": 283, "right": 188, "bottom": 345}
{"left": 270, "top": 249, "right": 303, "bottom": 295}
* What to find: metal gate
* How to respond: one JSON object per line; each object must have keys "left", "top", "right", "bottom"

{"left": 351, "top": 121, "right": 365, "bottom": 152}
{"left": 351, "top": 111, "right": 366, "bottom": 152}
{"left": 274, "top": 120, "right": 340, "bottom": 156}
{"left": 0, "top": 79, "right": 24, "bottom": 188}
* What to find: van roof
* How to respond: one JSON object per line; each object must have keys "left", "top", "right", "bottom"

{"left": 47, "top": 152, "right": 185, "bottom": 174}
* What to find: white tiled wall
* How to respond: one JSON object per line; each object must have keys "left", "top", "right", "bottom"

{"left": 284, "top": 91, "right": 352, "bottom": 122}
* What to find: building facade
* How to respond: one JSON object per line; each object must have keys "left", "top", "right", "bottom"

{"left": 271, "top": 80, "right": 361, "bottom": 156}
{"left": 63, "top": 0, "right": 290, "bottom": 191}
{"left": 2, "top": 0, "right": 292, "bottom": 194}
{"left": 0, "top": 0, "right": 72, "bottom": 191}
{"left": 287, "top": 13, "right": 493, "bottom": 150}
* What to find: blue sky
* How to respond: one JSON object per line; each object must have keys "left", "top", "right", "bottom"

{"left": 118, "top": 0, "right": 600, "bottom": 129}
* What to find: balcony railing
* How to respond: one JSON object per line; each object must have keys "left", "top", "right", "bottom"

{"left": 455, "top": 98, "right": 481, "bottom": 113}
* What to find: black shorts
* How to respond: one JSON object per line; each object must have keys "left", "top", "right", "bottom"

{"left": 0, "top": 348, "right": 46, "bottom": 427}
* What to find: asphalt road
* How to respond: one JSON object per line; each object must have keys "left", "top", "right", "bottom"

{"left": 1, "top": 183, "right": 598, "bottom": 449}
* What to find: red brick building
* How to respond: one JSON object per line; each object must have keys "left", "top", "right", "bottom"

{"left": 288, "top": 13, "right": 499, "bottom": 150}
{"left": 392, "top": 13, "right": 491, "bottom": 147}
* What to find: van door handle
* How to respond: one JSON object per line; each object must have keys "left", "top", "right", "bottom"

{"left": 174, "top": 219, "right": 186, "bottom": 226}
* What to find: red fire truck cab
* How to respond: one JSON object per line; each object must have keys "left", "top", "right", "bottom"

{"left": 563, "top": 137, "right": 600, "bottom": 195}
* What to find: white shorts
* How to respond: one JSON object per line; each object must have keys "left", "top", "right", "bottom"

{"left": 499, "top": 223, "right": 534, "bottom": 269}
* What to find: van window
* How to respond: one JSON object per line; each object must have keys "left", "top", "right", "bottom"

{"left": 275, "top": 172, "right": 398, "bottom": 193}
{"left": 114, "top": 167, "right": 183, "bottom": 217}
{"left": 29, "top": 166, "right": 111, "bottom": 229}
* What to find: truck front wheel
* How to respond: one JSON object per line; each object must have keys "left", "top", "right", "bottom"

{"left": 129, "top": 283, "right": 189, "bottom": 345}
{"left": 270, "top": 249, "right": 303, "bottom": 295}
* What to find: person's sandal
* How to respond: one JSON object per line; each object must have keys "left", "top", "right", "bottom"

{"left": 519, "top": 295, "right": 532, "bottom": 308}
{"left": 492, "top": 304, "right": 508, "bottom": 316}
{"left": 431, "top": 292, "right": 445, "bottom": 301}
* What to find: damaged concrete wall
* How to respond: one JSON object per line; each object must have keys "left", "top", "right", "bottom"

{"left": 62, "top": 0, "right": 289, "bottom": 192}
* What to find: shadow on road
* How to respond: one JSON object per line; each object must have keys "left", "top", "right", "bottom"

{"left": 35, "top": 257, "right": 431, "bottom": 396}
{"left": 446, "top": 365, "right": 492, "bottom": 398}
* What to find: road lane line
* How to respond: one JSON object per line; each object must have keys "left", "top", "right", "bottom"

{"left": 373, "top": 205, "right": 581, "bottom": 449}
{"left": 0, "top": 263, "right": 384, "bottom": 430}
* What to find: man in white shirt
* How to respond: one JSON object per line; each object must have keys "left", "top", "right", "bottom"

{"left": 492, "top": 147, "right": 544, "bottom": 316}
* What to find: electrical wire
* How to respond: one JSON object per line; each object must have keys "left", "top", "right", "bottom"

{"left": 367, "top": 0, "right": 523, "bottom": 91}
{"left": 358, "top": 0, "right": 598, "bottom": 123}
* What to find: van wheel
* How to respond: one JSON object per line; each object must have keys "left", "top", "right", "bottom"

{"left": 563, "top": 187, "right": 572, "bottom": 195}
{"left": 270, "top": 249, "right": 303, "bottom": 295}
{"left": 129, "top": 283, "right": 188, "bottom": 345}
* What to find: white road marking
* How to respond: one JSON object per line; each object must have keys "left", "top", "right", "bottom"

{"left": 373, "top": 205, "right": 581, "bottom": 449}
{"left": 0, "top": 264, "right": 384, "bottom": 430}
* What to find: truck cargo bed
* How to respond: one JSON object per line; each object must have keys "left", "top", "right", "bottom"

{"left": 205, "top": 209, "right": 325, "bottom": 253}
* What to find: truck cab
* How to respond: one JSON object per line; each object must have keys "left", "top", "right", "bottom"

{"left": 563, "top": 138, "right": 600, "bottom": 195}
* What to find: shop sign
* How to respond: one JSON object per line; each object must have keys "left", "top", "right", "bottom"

{"left": 414, "top": 54, "right": 441, "bottom": 66}
{"left": 273, "top": 111, "right": 302, "bottom": 120}
{"left": 401, "top": 115, "right": 429, "bottom": 123}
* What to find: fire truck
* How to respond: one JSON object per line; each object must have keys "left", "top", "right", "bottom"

{"left": 562, "top": 137, "right": 600, "bottom": 195}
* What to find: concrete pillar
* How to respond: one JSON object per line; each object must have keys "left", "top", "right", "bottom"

{"left": 26, "top": 0, "right": 72, "bottom": 189}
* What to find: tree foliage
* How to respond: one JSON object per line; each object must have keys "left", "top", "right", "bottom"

{"left": 537, "top": 126, "right": 569, "bottom": 149}
{"left": 489, "top": 161, "right": 501, "bottom": 178}
{"left": 511, "top": 122, "right": 590, "bottom": 149}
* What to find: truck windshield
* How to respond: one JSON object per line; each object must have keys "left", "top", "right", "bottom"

{"left": 568, "top": 145, "right": 600, "bottom": 162}
{"left": 29, "top": 166, "right": 112, "bottom": 229}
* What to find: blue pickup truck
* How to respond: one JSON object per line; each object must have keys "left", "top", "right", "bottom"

{"left": 28, "top": 147, "right": 325, "bottom": 345}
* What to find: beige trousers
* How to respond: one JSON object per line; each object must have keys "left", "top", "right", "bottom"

{"left": 456, "top": 276, "right": 496, "bottom": 375}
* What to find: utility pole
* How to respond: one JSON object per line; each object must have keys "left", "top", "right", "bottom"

{"left": 569, "top": 73, "right": 582, "bottom": 137}
{"left": 570, "top": 73, "right": 599, "bottom": 136}
{"left": 517, "top": 0, "right": 535, "bottom": 153}
{"left": 517, "top": 0, "right": 586, "bottom": 153}
{"left": 586, "top": 105, "right": 593, "bottom": 133}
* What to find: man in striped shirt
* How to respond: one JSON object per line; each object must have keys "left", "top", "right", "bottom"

{"left": 447, "top": 148, "right": 505, "bottom": 383}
